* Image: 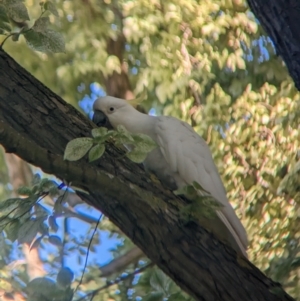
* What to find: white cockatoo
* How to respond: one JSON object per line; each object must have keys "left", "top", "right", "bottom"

{"left": 93, "top": 96, "right": 248, "bottom": 257}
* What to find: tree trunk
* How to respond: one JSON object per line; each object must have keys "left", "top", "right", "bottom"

{"left": 105, "top": 35, "right": 134, "bottom": 100}
{"left": 0, "top": 48, "right": 294, "bottom": 301}
{"left": 247, "top": 0, "right": 300, "bottom": 90}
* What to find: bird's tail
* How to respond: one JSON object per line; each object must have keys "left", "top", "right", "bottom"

{"left": 216, "top": 210, "right": 248, "bottom": 258}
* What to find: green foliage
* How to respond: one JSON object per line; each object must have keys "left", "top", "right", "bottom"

{"left": 0, "top": 176, "right": 63, "bottom": 247}
{"left": 135, "top": 267, "right": 193, "bottom": 301}
{"left": 64, "top": 137, "right": 94, "bottom": 161}
{"left": 26, "top": 275, "right": 74, "bottom": 301}
{"left": 0, "top": 0, "right": 64, "bottom": 52}
{"left": 64, "top": 125, "right": 157, "bottom": 164}
{"left": 56, "top": 267, "right": 74, "bottom": 288}
{"left": 23, "top": 16, "right": 65, "bottom": 53}
{"left": 3, "top": 0, "right": 30, "bottom": 23}
{"left": 175, "top": 181, "right": 223, "bottom": 220}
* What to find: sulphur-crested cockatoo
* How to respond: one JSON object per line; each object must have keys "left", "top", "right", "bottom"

{"left": 93, "top": 96, "right": 248, "bottom": 257}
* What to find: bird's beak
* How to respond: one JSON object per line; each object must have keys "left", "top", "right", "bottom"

{"left": 92, "top": 110, "right": 113, "bottom": 128}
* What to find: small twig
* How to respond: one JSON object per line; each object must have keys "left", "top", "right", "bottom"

{"left": 76, "top": 262, "right": 154, "bottom": 301}
{"left": 73, "top": 213, "right": 103, "bottom": 295}
{"left": 0, "top": 33, "right": 14, "bottom": 48}
{"left": 60, "top": 216, "right": 68, "bottom": 266}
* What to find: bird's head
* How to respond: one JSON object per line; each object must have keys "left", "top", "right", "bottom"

{"left": 92, "top": 96, "right": 136, "bottom": 129}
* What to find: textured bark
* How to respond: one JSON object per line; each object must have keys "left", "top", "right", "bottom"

{"left": 105, "top": 35, "right": 134, "bottom": 100}
{"left": 247, "top": 0, "right": 300, "bottom": 90}
{"left": 0, "top": 48, "right": 294, "bottom": 301}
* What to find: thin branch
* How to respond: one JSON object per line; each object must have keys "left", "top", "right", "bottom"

{"left": 100, "top": 246, "right": 144, "bottom": 277}
{"left": 74, "top": 213, "right": 103, "bottom": 294}
{"left": 76, "top": 262, "right": 154, "bottom": 301}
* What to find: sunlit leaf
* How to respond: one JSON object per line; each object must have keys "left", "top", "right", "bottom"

{"left": 88, "top": 143, "right": 105, "bottom": 162}
{"left": 44, "top": 1, "right": 59, "bottom": 17}
{"left": 5, "top": 0, "right": 29, "bottom": 22}
{"left": 64, "top": 137, "right": 93, "bottom": 161}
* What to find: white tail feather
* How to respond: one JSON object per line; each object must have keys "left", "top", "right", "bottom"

{"left": 216, "top": 210, "right": 248, "bottom": 258}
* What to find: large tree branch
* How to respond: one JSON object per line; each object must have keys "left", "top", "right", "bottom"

{"left": 0, "top": 48, "right": 294, "bottom": 300}
{"left": 246, "top": 0, "right": 300, "bottom": 90}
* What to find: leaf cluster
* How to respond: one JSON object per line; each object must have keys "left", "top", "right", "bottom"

{"left": 0, "top": 0, "right": 64, "bottom": 52}
{"left": 64, "top": 125, "right": 157, "bottom": 164}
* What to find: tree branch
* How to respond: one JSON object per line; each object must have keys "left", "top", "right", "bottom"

{"left": 247, "top": 0, "right": 300, "bottom": 90}
{"left": 100, "top": 246, "right": 144, "bottom": 277}
{"left": 0, "top": 48, "right": 294, "bottom": 300}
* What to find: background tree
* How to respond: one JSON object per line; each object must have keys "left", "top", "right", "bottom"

{"left": 0, "top": 0, "right": 299, "bottom": 300}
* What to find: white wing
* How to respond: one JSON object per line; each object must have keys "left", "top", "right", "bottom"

{"left": 154, "top": 116, "right": 248, "bottom": 256}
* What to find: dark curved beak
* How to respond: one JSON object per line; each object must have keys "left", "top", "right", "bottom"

{"left": 92, "top": 110, "right": 113, "bottom": 128}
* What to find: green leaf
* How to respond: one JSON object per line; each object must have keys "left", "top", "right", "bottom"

{"left": 5, "top": 220, "right": 21, "bottom": 242}
{"left": 150, "top": 269, "right": 168, "bottom": 292}
{"left": 48, "top": 235, "right": 62, "bottom": 246}
{"left": 24, "top": 19, "right": 65, "bottom": 53}
{"left": 0, "top": 22, "right": 10, "bottom": 32}
{"left": 39, "top": 178, "right": 58, "bottom": 195}
{"left": 0, "top": 5, "right": 9, "bottom": 23}
{"left": 13, "top": 202, "right": 36, "bottom": 220}
{"left": 34, "top": 203, "right": 49, "bottom": 219}
{"left": 18, "top": 218, "right": 44, "bottom": 244}
{"left": 31, "top": 16, "right": 50, "bottom": 32}
{"left": 5, "top": 0, "right": 30, "bottom": 22}
{"left": 53, "top": 197, "right": 64, "bottom": 214}
{"left": 64, "top": 137, "right": 93, "bottom": 161}
{"left": 56, "top": 267, "right": 74, "bottom": 288}
{"left": 88, "top": 143, "right": 105, "bottom": 162}
{"left": 192, "top": 181, "right": 210, "bottom": 194}
{"left": 48, "top": 185, "right": 59, "bottom": 196}
{"left": 132, "top": 133, "right": 157, "bottom": 153}
{"left": 91, "top": 127, "right": 108, "bottom": 138}
{"left": 26, "top": 277, "right": 57, "bottom": 298}
{"left": 126, "top": 149, "right": 147, "bottom": 163}
{"left": 142, "top": 292, "right": 164, "bottom": 301}
{"left": 168, "top": 292, "right": 185, "bottom": 301}
{"left": 116, "top": 124, "right": 128, "bottom": 133}
{"left": 195, "top": 195, "right": 223, "bottom": 210}
{"left": 0, "top": 198, "right": 24, "bottom": 218}
{"left": 115, "top": 125, "right": 135, "bottom": 143}
{"left": 17, "top": 186, "right": 33, "bottom": 196}
{"left": 93, "top": 136, "right": 107, "bottom": 144}
{"left": 44, "top": 1, "right": 59, "bottom": 17}
{"left": 186, "top": 185, "right": 197, "bottom": 196}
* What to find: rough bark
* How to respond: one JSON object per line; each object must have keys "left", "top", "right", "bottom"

{"left": 0, "top": 48, "right": 294, "bottom": 301}
{"left": 105, "top": 35, "right": 134, "bottom": 100}
{"left": 247, "top": 0, "right": 300, "bottom": 90}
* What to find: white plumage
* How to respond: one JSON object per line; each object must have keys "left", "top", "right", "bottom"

{"left": 93, "top": 96, "right": 248, "bottom": 257}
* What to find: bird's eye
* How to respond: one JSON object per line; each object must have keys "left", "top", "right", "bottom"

{"left": 109, "top": 107, "right": 114, "bottom": 112}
